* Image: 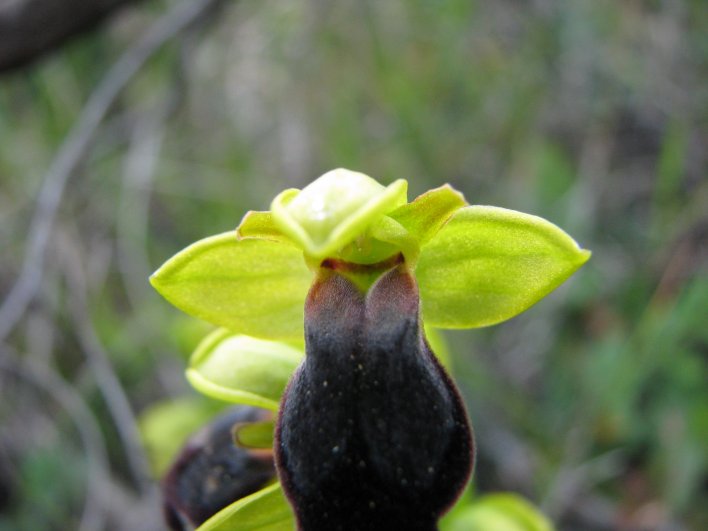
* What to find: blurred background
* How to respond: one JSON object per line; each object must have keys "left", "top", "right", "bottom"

{"left": 0, "top": 0, "right": 706, "bottom": 530}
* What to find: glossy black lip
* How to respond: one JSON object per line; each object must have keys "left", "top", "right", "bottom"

{"left": 276, "top": 264, "right": 474, "bottom": 531}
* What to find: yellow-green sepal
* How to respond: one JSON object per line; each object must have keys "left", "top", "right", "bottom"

{"left": 417, "top": 206, "right": 591, "bottom": 328}
{"left": 150, "top": 232, "right": 312, "bottom": 340}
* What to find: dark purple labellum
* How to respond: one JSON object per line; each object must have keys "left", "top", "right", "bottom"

{"left": 162, "top": 406, "right": 276, "bottom": 531}
{"left": 276, "top": 265, "right": 474, "bottom": 531}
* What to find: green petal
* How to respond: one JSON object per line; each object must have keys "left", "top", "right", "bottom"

{"left": 237, "top": 210, "right": 298, "bottom": 246}
{"left": 443, "top": 493, "right": 553, "bottom": 531}
{"left": 150, "top": 232, "right": 312, "bottom": 340}
{"left": 187, "top": 329, "right": 303, "bottom": 410}
{"left": 417, "top": 206, "right": 591, "bottom": 328}
{"left": 388, "top": 184, "right": 467, "bottom": 245}
{"left": 233, "top": 420, "right": 275, "bottom": 449}
{"left": 368, "top": 215, "right": 420, "bottom": 264}
{"left": 197, "top": 482, "right": 295, "bottom": 531}
{"left": 271, "top": 168, "right": 407, "bottom": 259}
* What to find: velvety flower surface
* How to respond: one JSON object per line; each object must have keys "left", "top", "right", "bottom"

{"left": 162, "top": 406, "right": 276, "bottom": 530}
{"left": 276, "top": 263, "right": 472, "bottom": 530}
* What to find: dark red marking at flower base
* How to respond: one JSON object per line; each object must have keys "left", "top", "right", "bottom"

{"left": 320, "top": 253, "right": 404, "bottom": 275}
{"left": 162, "top": 406, "right": 276, "bottom": 530}
{"left": 276, "top": 265, "right": 474, "bottom": 531}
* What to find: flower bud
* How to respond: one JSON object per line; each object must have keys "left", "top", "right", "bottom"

{"left": 162, "top": 406, "right": 276, "bottom": 530}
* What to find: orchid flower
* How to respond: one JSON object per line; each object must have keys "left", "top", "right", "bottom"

{"left": 151, "top": 168, "right": 589, "bottom": 530}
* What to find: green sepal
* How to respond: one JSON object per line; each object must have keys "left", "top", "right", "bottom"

{"left": 186, "top": 329, "right": 303, "bottom": 410}
{"left": 271, "top": 168, "right": 408, "bottom": 260}
{"left": 443, "top": 493, "right": 553, "bottom": 531}
{"left": 150, "top": 232, "right": 312, "bottom": 340}
{"left": 237, "top": 211, "right": 298, "bottom": 246}
{"left": 233, "top": 420, "right": 275, "bottom": 449}
{"left": 417, "top": 206, "right": 591, "bottom": 328}
{"left": 197, "top": 482, "right": 296, "bottom": 531}
{"left": 388, "top": 184, "right": 467, "bottom": 245}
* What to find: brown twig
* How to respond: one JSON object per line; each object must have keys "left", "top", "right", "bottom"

{"left": 0, "top": 0, "right": 144, "bottom": 73}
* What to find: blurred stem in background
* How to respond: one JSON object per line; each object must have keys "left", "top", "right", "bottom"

{"left": 0, "top": 0, "right": 145, "bottom": 74}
